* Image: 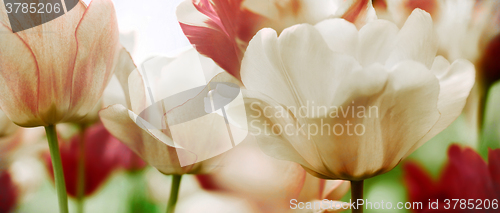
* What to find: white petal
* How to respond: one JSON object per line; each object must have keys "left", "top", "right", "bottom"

{"left": 309, "top": 60, "right": 441, "bottom": 179}
{"left": 404, "top": 58, "right": 476, "bottom": 158}
{"left": 315, "top": 18, "right": 359, "bottom": 56}
{"left": 99, "top": 104, "right": 199, "bottom": 175}
{"left": 385, "top": 9, "right": 438, "bottom": 69}
{"left": 357, "top": 19, "right": 399, "bottom": 66}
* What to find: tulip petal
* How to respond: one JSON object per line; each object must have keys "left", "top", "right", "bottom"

{"left": 403, "top": 161, "right": 436, "bottom": 204}
{"left": 386, "top": 9, "right": 437, "bottom": 69}
{"left": 242, "top": 26, "right": 363, "bottom": 115}
{"left": 356, "top": 19, "right": 399, "bottom": 66}
{"left": 0, "top": 110, "right": 17, "bottom": 137}
{"left": 341, "top": 0, "right": 377, "bottom": 28}
{"left": 112, "top": 47, "right": 138, "bottom": 110}
{"left": 323, "top": 180, "right": 350, "bottom": 201}
{"left": 0, "top": 0, "right": 10, "bottom": 26}
{"left": 439, "top": 145, "right": 495, "bottom": 199}
{"left": 243, "top": 0, "right": 350, "bottom": 33}
{"left": 68, "top": 0, "right": 120, "bottom": 121}
{"left": 163, "top": 72, "right": 246, "bottom": 166}
{"left": 243, "top": 25, "right": 392, "bottom": 179}
{"left": 100, "top": 104, "right": 203, "bottom": 175}
{"left": 299, "top": 61, "right": 440, "bottom": 179}
{"left": 488, "top": 148, "right": 500, "bottom": 193}
{"left": 243, "top": 90, "right": 320, "bottom": 174}
{"left": 403, "top": 58, "right": 475, "bottom": 158}
{"left": 314, "top": 18, "right": 358, "bottom": 57}
{"left": 0, "top": 23, "right": 41, "bottom": 126}
{"left": 0, "top": 171, "right": 17, "bottom": 213}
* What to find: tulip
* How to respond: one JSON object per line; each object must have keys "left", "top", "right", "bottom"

{"left": 373, "top": 0, "right": 500, "bottom": 83}
{"left": 0, "top": 0, "right": 120, "bottom": 127}
{"left": 101, "top": 48, "right": 219, "bottom": 175}
{"left": 240, "top": 9, "right": 475, "bottom": 212}
{"left": 403, "top": 144, "right": 500, "bottom": 212}
{"left": 43, "top": 123, "right": 145, "bottom": 197}
{"left": 100, "top": 47, "right": 247, "bottom": 212}
{"left": 374, "top": 0, "right": 500, "bottom": 146}
{"left": 0, "top": 0, "right": 120, "bottom": 212}
{"left": 176, "top": 0, "right": 376, "bottom": 79}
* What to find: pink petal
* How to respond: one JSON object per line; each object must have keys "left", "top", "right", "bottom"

{"left": 68, "top": 0, "right": 120, "bottom": 121}
{"left": 0, "top": 23, "right": 41, "bottom": 126}
{"left": 342, "top": 0, "right": 376, "bottom": 28}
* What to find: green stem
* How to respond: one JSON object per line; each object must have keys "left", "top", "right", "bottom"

{"left": 351, "top": 180, "right": 364, "bottom": 213}
{"left": 165, "top": 175, "right": 182, "bottom": 213}
{"left": 45, "top": 125, "right": 69, "bottom": 213}
{"left": 76, "top": 126, "right": 87, "bottom": 213}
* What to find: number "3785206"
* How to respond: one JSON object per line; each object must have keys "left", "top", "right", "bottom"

{"left": 5, "top": 2, "right": 62, "bottom": 14}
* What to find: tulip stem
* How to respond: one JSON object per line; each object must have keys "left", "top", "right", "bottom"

{"left": 166, "top": 175, "right": 182, "bottom": 213}
{"left": 45, "top": 125, "right": 69, "bottom": 213}
{"left": 77, "top": 126, "right": 87, "bottom": 213}
{"left": 351, "top": 180, "right": 364, "bottom": 213}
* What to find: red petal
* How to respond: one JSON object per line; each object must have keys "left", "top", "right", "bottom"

{"left": 403, "top": 161, "right": 437, "bottom": 205}
{"left": 178, "top": 0, "right": 265, "bottom": 79}
{"left": 342, "top": 0, "right": 370, "bottom": 23}
{"left": 196, "top": 174, "right": 221, "bottom": 191}
{"left": 0, "top": 171, "right": 17, "bottom": 213}
{"left": 488, "top": 148, "right": 500, "bottom": 197}
{"left": 179, "top": 23, "right": 241, "bottom": 79}
{"left": 439, "top": 145, "right": 494, "bottom": 199}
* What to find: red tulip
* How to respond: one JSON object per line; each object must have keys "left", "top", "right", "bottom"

{"left": 44, "top": 123, "right": 146, "bottom": 197}
{"left": 403, "top": 144, "right": 500, "bottom": 212}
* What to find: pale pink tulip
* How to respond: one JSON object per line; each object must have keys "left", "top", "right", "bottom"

{"left": 0, "top": 0, "right": 120, "bottom": 127}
